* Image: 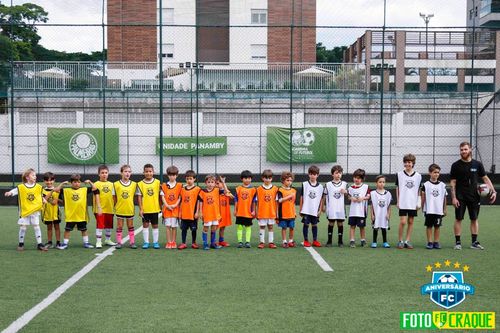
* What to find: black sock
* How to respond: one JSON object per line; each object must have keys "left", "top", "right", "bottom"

{"left": 382, "top": 229, "right": 387, "bottom": 243}
{"left": 373, "top": 229, "right": 378, "bottom": 243}
{"left": 455, "top": 235, "right": 461, "bottom": 244}
{"left": 327, "top": 225, "right": 333, "bottom": 243}
{"left": 338, "top": 226, "right": 343, "bottom": 243}
{"left": 18, "top": 242, "right": 24, "bottom": 247}
{"left": 192, "top": 228, "right": 197, "bottom": 243}
{"left": 181, "top": 228, "right": 188, "bottom": 243}
{"left": 472, "top": 234, "right": 478, "bottom": 243}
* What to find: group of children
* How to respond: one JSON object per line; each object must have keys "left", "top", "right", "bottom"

{"left": 5, "top": 153, "right": 449, "bottom": 251}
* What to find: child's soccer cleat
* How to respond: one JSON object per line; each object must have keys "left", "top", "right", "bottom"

{"left": 258, "top": 242, "right": 265, "bottom": 249}
{"left": 282, "top": 242, "right": 288, "bottom": 248}
{"left": 426, "top": 242, "right": 433, "bottom": 249}
{"left": 219, "top": 241, "right": 230, "bottom": 247}
{"left": 433, "top": 242, "right": 441, "bottom": 249}
{"left": 382, "top": 242, "right": 390, "bottom": 248}
{"left": 268, "top": 242, "right": 277, "bottom": 249}
{"left": 338, "top": 242, "right": 344, "bottom": 248}
{"left": 312, "top": 240, "right": 322, "bottom": 247}
{"left": 83, "top": 242, "right": 94, "bottom": 249}
{"left": 129, "top": 243, "right": 138, "bottom": 249}
{"left": 471, "top": 241, "right": 484, "bottom": 250}
{"left": 288, "top": 241, "right": 295, "bottom": 248}
{"left": 244, "top": 242, "right": 251, "bottom": 248}
{"left": 397, "top": 241, "right": 404, "bottom": 249}
{"left": 237, "top": 242, "right": 244, "bottom": 248}
{"left": 115, "top": 243, "right": 122, "bottom": 249}
{"left": 349, "top": 240, "right": 355, "bottom": 248}
{"left": 37, "top": 243, "right": 49, "bottom": 252}
{"left": 165, "top": 242, "right": 171, "bottom": 249}
{"left": 371, "top": 242, "right": 377, "bottom": 248}
{"left": 191, "top": 243, "right": 199, "bottom": 249}
{"left": 360, "top": 240, "right": 366, "bottom": 247}
{"left": 404, "top": 241, "right": 414, "bottom": 249}
{"left": 153, "top": 242, "right": 160, "bottom": 249}
{"left": 325, "top": 242, "right": 332, "bottom": 247}
{"left": 57, "top": 243, "right": 68, "bottom": 250}
{"left": 203, "top": 244, "right": 210, "bottom": 250}
{"left": 171, "top": 242, "right": 177, "bottom": 249}
{"left": 17, "top": 245, "right": 24, "bottom": 251}
{"left": 302, "top": 240, "right": 311, "bottom": 247}
{"left": 178, "top": 243, "right": 187, "bottom": 250}
{"left": 104, "top": 239, "right": 117, "bottom": 246}
{"left": 142, "top": 242, "right": 150, "bottom": 249}
{"left": 454, "top": 243, "right": 462, "bottom": 250}
{"left": 46, "top": 241, "right": 53, "bottom": 248}
{"left": 210, "top": 243, "right": 222, "bottom": 249}
{"left": 95, "top": 240, "right": 102, "bottom": 249}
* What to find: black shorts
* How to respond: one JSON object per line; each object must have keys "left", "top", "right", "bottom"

{"left": 116, "top": 214, "right": 134, "bottom": 219}
{"left": 424, "top": 214, "right": 443, "bottom": 228}
{"left": 65, "top": 221, "right": 87, "bottom": 232}
{"left": 455, "top": 200, "right": 480, "bottom": 221}
{"left": 348, "top": 216, "right": 366, "bottom": 228}
{"left": 44, "top": 220, "right": 61, "bottom": 225}
{"left": 236, "top": 217, "right": 253, "bottom": 226}
{"left": 302, "top": 215, "right": 319, "bottom": 225}
{"left": 181, "top": 219, "right": 197, "bottom": 230}
{"left": 328, "top": 219, "right": 344, "bottom": 223}
{"left": 142, "top": 213, "right": 159, "bottom": 225}
{"left": 399, "top": 209, "right": 417, "bottom": 217}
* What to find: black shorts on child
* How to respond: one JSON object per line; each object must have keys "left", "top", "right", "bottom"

{"left": 424, "top": 214, "right": 443, "bottom": 228}
{"left": 235, "top": 217, "right": 253, "bottom": 226}
{"left": 348, "top": 216, "right": 366, "bottom": 227}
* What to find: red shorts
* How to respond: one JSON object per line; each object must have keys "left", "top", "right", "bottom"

{"left": 95, "top": 213, "right": 114, "bottom": 229}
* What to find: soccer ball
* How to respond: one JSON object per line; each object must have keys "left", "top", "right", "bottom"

{"left": 477, "top": 184, "right": 490, "bottom": 198}
{"left": 302, "top": 130, "right": 315, "bottom": 146}
{"left": 291, "top": 131, "right": 304, "bottom": 146}
{"left": 438, "top": 274, "right": 458, "bottom": 284}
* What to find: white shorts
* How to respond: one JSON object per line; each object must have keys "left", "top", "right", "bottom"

{"left": 203, "top": 220, "right": 219, "bottom": 227}
{"left": 163, "top": 217, "right": 179, "bottom": 227}
{"left": 258, "top": 219, "right": 275, "bottom": 226}
{"left": 18, "top": 212, "right": 40, "bottom": 226}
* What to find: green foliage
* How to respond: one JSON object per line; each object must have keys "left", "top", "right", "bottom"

{"left": 0, "top": 2, "right": 48, "bottom": 45}
{"left": 316, "top": 42, "right": 347, "bottom": 63}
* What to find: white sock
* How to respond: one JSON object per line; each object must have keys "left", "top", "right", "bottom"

{"left": 64, "top": 238, "right": 69, "bottom": 245}
{"left": 105, "top": 228, "right": 112, "bottom": 240}
{"left": 289, "top": 238, "right": 293, "bottom": 243}
{"left": 19, "top": 226, "right": 27, "bottom": 244}
{"left": 152, "top": 228, "right": 159, "bottom": 243}
{"left": 33, "top": 225, "right": 43, "bottom": 244}
{"left": 83, "top": 235, "right": 89, "bottom": 244}
{"left": 269, "top": 231, "right": 274, "bottom": 243}
{"left": 96, "top": 228, "right": 103, "bottom": 239}
{"left": 283, "top": 239, "right": 287, "bottom": 244}
{"left": 259, "top": 229, "right": 265, "bottom": 243}
{"left": 143, "top": 228, "right": 150, "bottom": 243}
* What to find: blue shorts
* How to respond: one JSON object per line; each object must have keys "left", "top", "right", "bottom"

{"left": 302, "top": 215, "right": 319, "bottom": 225}
{"left": 348, "top": 217, "right": 366, "bottom": 228}
{"left": 278, "top": 219, "right": 295, "bottom": 229}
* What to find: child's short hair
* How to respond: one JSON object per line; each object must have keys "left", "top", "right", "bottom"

{"left": 240, "top": 170, "right": 253, "bottom": 179}
{"left": 185, "top": 170, "right": 196, "bottom": 179}
{"left": 375, "top": 175, "right": 386, "bottom": 182}
{"left": 43, "top": 172, "right": 55, "bottom": 181}
{"left": 120, "top": 164, "right": 131, "bottom": 173}
{"left": 308, "top": 165, "right": 320, "bottom": 175}
{"left": 21, "top": 168, "right": 36, "bottom": 183}
{"left": 403, "top": 154, "right": 416, "bottom": 166}
{"left": 281, "top": 171, "right": 294, "bottom": 182}
{"left": 70, "top": 174, "right": 81, "bottom": 182}
{"left": 331, "top": 165, "right": 343, "bottom": 174}
{"left": 205, "top": 174, "right": 216, "bottom": 182}
{"left": 428, "top": 163, "right": 441, "bottom": 173}
{"left": 216, "top": 174, "right": 225, "bottom": 182}
{"left": 98, "top": 164, "right": 108, "bottom": 173}
{"left": 353, "top": 169, "right": 366, "bottom": 180}
{"left": 143, "top": 163, "right": 154, "bottom": 171}
{"left": 166, "top": 165, "right": 179, "bottom": 176}
{"left": 261, "top": 169, "right": 273, "bottom": 179}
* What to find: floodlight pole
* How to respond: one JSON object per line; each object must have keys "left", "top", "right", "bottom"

{"left": 419, "top": 12, "right": 434, "bottom": 59}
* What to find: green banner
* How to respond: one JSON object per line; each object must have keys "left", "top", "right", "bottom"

{"left": 267, "top": 127, "right": 337, "bottom": 163}
{"left": 156, "top": 137, "right": 227, "bottom": 156}
{"left": 48, "top": 128, "right": 119, "bottom": 165}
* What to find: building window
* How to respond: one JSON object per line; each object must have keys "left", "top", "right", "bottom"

{"left": 251, "top": 44, "right": 267, "bottom": 59}
{"left": 161, "top": 8, "right": 174, "bottom": 25}
{"left": 161, "top": 44, "right": 174, "bottom": 58}
{"left": 251, "top": 9, "right": 267, "bottom": 24}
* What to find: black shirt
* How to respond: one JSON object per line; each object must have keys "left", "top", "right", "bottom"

{"left": 449, "top": 159, "right": 485, "bottom": 201}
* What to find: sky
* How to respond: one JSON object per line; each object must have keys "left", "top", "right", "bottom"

{"left": 9, "top": 0, "right": 467, "bottom": 53}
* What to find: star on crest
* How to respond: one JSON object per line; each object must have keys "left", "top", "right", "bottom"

{"left": 434, "top": 262, "right": 442, "bottom": 269}
{"left": 454, "top": 261, "right": 461, "bottom": 269}
{"left": 444, "top": 259, "right": 451, "bottom": 267}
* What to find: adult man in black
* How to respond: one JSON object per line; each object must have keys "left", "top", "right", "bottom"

{"left": 450, "top": 142, "right": 496, "bottom": 250}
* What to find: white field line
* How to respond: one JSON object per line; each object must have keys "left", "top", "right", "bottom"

{"left": 304, "top": 246, "right": 334, "bottom": 272}
{"left": 2, "top": 226, "right": 143, "bottom": 333}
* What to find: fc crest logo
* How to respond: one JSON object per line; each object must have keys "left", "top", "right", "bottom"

{"left": 378, "top": 199, "right": 386, "bottom": 207}
{"left": 405, "top": 180, "right": 415, "bottom": 189}
{"left": 242, "top": 192, "right": 249, "bottom": 200}
{"left": 102, "top": 186, "right": 110, "bottom": 193}
{"left": 432, "top": 189, "right": 439, "bottom": 197}
{"left": 308, "top": 191, "right": 316, "bottom": 199}
{"left": 147, "top": 188, "right": 154, "bottom": 196}
{"left": 333, "top": 192, "right": 342, "bottom": 199}
{"left": 207, "top": 197, "right": 214, "bottom": 205}
{"left": 27, "top": 193, "right": 35, "bottom": 202}
{"left": 264, "top": 194, "right": 272, "bottom": 202}
{"left": 72, "top": 194, "right": 80, "bottom": 201}
{"left": 121, "top": 192, "right": 129, "bottom": 199}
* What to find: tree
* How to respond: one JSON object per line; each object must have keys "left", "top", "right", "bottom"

{"left": 316, "top": 43, "right": 348, "bottom": 63}
{"left": 0, "top": 2, "right": 48, "bottom": 45}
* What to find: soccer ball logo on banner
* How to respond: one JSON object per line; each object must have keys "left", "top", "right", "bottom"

{"left": 291, "top": 130, "right": 315, "bottom": 147}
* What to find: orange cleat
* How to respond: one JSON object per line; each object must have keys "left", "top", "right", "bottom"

{"left": 312, "top": 240, "right": 322, "bottom": 247}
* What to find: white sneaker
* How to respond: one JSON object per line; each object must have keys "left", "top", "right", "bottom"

{"left": 95, "top": 240, "right": 102, "bottom": 248}
{"left": 104, "top": 239, "right": 117, "bottom": 246}
{"left": 454, "top": 244, "right": 462, "bottom": 250}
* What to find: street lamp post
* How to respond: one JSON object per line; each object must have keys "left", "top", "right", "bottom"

{"left": 419, "top": 12, "right": 434, "bottom": 59}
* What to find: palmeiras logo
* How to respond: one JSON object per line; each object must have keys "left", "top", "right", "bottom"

{"left": 69, "top": 132, "right": 98, "bottom": 161}
{"left": 420, "top": 260, "right": 475, "bottom": 309}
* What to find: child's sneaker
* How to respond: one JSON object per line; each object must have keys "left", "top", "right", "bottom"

{"left": 325, "top": 242, "right": 332, "bottom": 247}
{"left": 269, "top": 242, "right": 277, "bottom": 249}
{"left": 142, "top": 242, "right": 150, "bottom": 249}
{"left": 360, "top": 240, "right": 366, "bottom": 247}
{"left": 397, "top": 241, "right": 404, "bottom": 249}
{"left": 96, "top": 240, "right": 103, "bottom": 249}
{"left": 178, "top": 243, "right": 187, "bottom": 250}
{"left": 244, "top": 242, "right": 251, "bottom": 248}
{"left": 83, "top": 242, "right": 94, "bottom": 249}
{"left": 104, "top": 239, "right": 117, "bottom": 246}
{"left": 203, "top": 244, "right": 210, "bottom": 250}
{"left": 471, "top": 241, "right": 484, "bottom": 250}
{"left": 312, "top": 240, "right": 322, "bottom": 247}
{"left": 237, "top": 242, "right": 244, "bottom": 248}
{"left": 191, "top": 243, "right": 199, "bottom": 249}
{"left": 115, "top": 243, "right": 122, "bottom": 249}
{"left": 17, "top": 245, "right": 24, "bottom": 251}
{"left": 258, "top": 242, "right": 265, "bottom": 249}
{"left": 349, "top": 240, "right": 355, "bottom": 248}
{"left": 171, "top": 242, "right": 177, "bottom": 249}
{"left": 338, "top": 242, "right": 344, "bottom": 248}
{"left": 371, "top": 242, "right": 377, "bottom": 248}
{"left": 288, "top": 241, "right": 295, "bottom": 248}
{"left": 282, "top": 242, "right": 288, "bottom": 248}
{"left": 210, "top": 243, "right": 222, "bottom": 249}
{"left": 46, "top": 241, "right": 53, "bottom": 248}
{"left": 433, "top": 242, "right": 441, "bottom": 249}
{"left": 37, "top": 243, "right": 49, "bottom": 251}
{"left": 57, "top": 243, "right": 68, "bottom": 250}
{"left": 219, "top": 241, "right": 230, "bottom": 247}
{"left": 454, "top": 243, "right": 462, "bottom": 250}
{"left": 426, "top": 242, "right": 434, "bottom": 249}
{"left": 153, "top": 242, "right": 160, "bottom": 249}
{"left": 302, "top": 240, "right": 311, "bottom": 247}
{"left": 382, "top": 242, "right": 390, "bottom": 248}
{"left": 129, "top": 243, "right": 137, "bottom": 249}
{"left": 404, "top": 241, "right": 414, "bottom": 249}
